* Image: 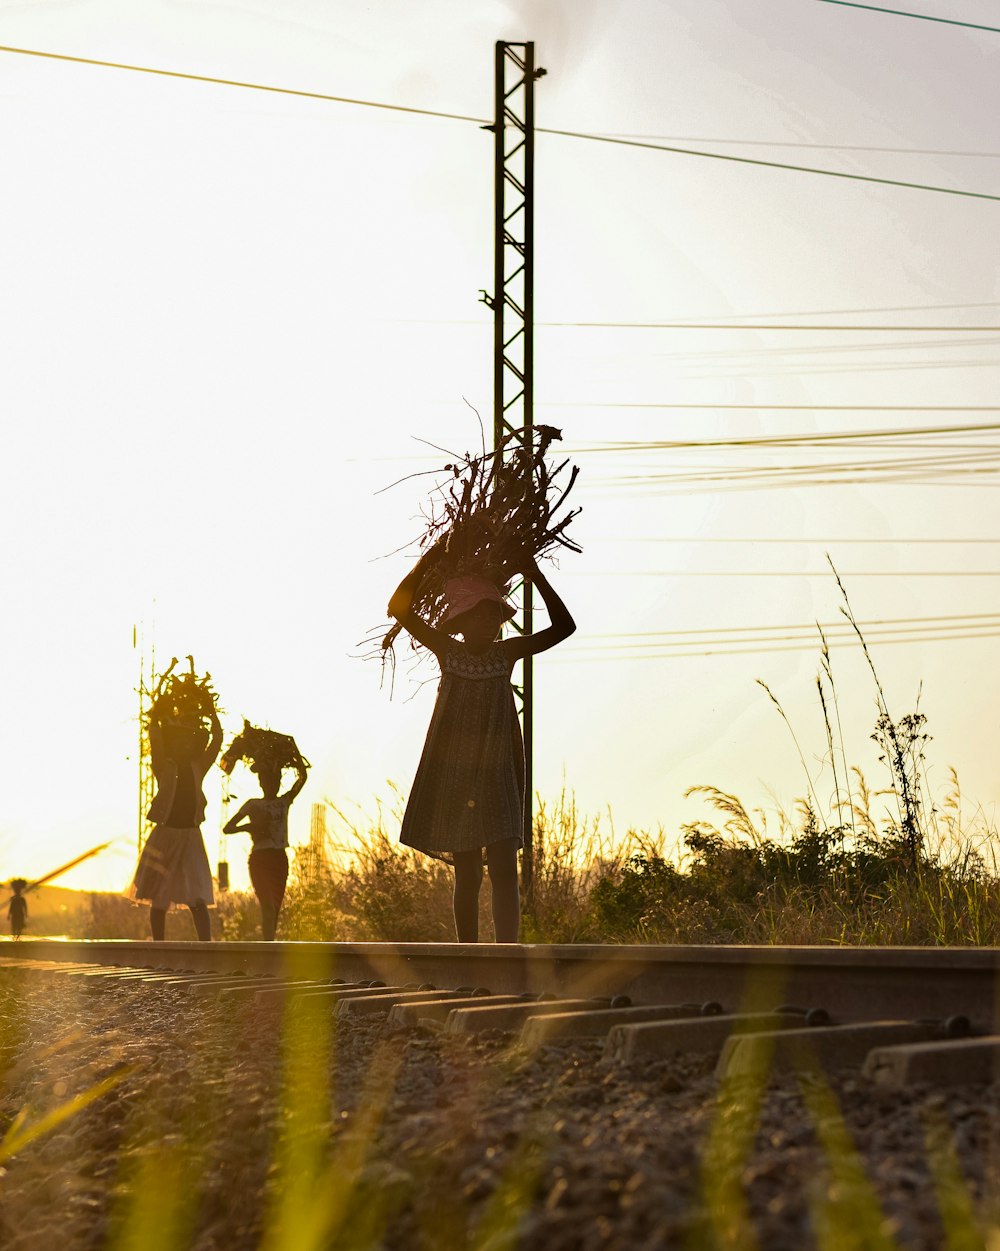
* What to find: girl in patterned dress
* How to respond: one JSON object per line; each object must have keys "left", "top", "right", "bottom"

{"left": 388, "top": 550, "right": 575, "bottom": 942}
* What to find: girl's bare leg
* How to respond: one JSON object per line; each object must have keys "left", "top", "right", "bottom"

{"left": 452, "top": 849, "right": 484, "bottom": 942}
{"left": 261, "top": 902, "right": 279, "bottom": 942}
{"left": 486, "top": 838, "right": 521, "bottom": 943}
{"left": 189, "top": 902, "right": 211, "bottom": 941}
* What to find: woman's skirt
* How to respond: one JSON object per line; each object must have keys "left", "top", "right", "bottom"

{"left": 129, "top": 825, "right": 215, "bottom": 910}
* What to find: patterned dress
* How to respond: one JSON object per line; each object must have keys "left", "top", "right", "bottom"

{"left": 400, "top": 641, "right": 525, "bottom": 863}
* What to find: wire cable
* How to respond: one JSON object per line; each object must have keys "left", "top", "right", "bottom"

{"left": 571, "top": 568, "right": 1000, "bottom": 576}
{"left": 596, "top": 477, "right": 1000, "bottom": 497}
{"left": 537, "top": 322, "right": 1000, "bottom": 332}
{"left": 662, "top": 301, "right": 1000, "bottom": 319}
{"left": 0, "top": 43, "right": 485, "bottom": 124}
{"left": 583, "top": 134, "right": 1000, "bottom": 159}
{"left": 567, "top": 421, "right": 1000, "bottom": 451}
{"left": 560, "top": 628, "right": 1000, "bottom": 662}
{"left": 595, "top": 459, "right": 1000, "bottom": 491}
{"left": 541, "top": 402, "right": 1000, "bottom": 412}
{"left": 591, "top": 610, "right": 1000, "bottom": 639}
{"left": 592, "top": 536, "right": 1000, "bottom": 545}
{"left": 2, "top": 43, "right": 998, "bottom": 203}
{"left": 812, "top": 0, "right": 1000, "bottom": 37}
{"left": 652, "top": 338, "right": 1000, "bottom": 367}
{"left": 537, "top": 125, "right": 1000, "bottom": 203}
{"left": 384, "top": 318, "right": 1000, "bottom": 333}
{"left": 393, "top": 300, "right": 1000, "bottom": 327}
{"left": 562, "top": 611, "right": 1000, "bottom": 660}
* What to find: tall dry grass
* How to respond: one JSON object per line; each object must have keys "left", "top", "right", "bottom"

{"left": 74, "top": 771, "right": 1000, "bottom": 948}
{"left": 74, "top": 569, "right": 1000, "bottom": 948}
{"left": 254, "top": 569, "right": 1000, "bottom": 948}
{"left": 218, "top": 767, "right": 1000, "bottom": 948}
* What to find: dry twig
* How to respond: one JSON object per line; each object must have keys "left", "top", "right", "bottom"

{"left": 375, "top": 424, "right": 581, "bottom": 659}
{"left": 221, "top": 721, "right": 309, "bottom": 777}
{"left": 148, "top": 655, "right": 219, "bottom": 728}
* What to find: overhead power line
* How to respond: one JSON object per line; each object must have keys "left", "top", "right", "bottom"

{"left": 538, "top": 126, "right": 1000, "bottom": 203}
{"left": 542, "top": 402, "right": 1000, "bottom": 412}
{"left": 595, "top": 479, "right": 1000, "bottom": 497}
{"left": 587, "top": 134, "right": 1000, "bottom": 160}
{"left": 562, "top": 627, "right": 1000, "bottom": 662}
{"left": 568, "top": 421, "right": 1000, "bottom": 452}
{"left": 591, "top": 536, "right": 1000, "bottom": 545}
{"left": 402, "top": 302, "right": 1000, "bottom": 327}
{"left": 678, "top": 301, "right": 1000, "bottom": 319}
{"left": 571, "top": 570, "right": 1000, "bottom": 577}
{"left": 595, "top": 611, "right": 1000, "bottom": 638}
{"left": 0, "top": 43, "right": 484, "bottom": 123}
{"left": 2, "top": 43, "right": 998, "bottom": 204}
{"left": 812, "top": 0, "right": 1000, "bottom": 37}
{"left": 389, "top": 318, "right": 1000, "bottom": 332}
{"left": 595, "top": 450, "right": 1000, "bottom": 492}
{"left": 562, "top": 611, "right": 1000, "bottom": 661}
{"left": 538, "top": 322, "right": 1000, "bottom": 332}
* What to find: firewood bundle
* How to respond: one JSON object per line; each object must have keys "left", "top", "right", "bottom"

{"left": 220, "top": 720, "right": 308, "bottom": 777}
{"left": 148, "top": 656, "right": 218, "bottom": 729}
{"left": 381, "top": 424, "right": 581, "bottom": 655}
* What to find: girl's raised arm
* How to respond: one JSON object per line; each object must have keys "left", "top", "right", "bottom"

{"left": 387, "top": 553, "right": 450, "bottom": 657}
{"left": 148, "top": 718, "right": 165, "bottom": 770}
{"left": 205, "top": 707, "right": 223, "bottom": 764}
{"left": 283, "top": 759, "right": 309, "bottom": 803}
{"left": 223, "top": 802, "right": 252, "bottom": 835}
{"left": 503, "top": 554, "right": 576, "bottom": 660}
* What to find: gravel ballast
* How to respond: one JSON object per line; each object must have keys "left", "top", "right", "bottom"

{"left": 1, "top": 967, "right": 998, "bottom": 1250}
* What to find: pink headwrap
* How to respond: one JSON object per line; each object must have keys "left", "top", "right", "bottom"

{"left": 441, "top": 576, "right": 515, "bottom": 632}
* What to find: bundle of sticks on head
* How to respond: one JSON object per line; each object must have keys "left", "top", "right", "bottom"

{"left": 381, "top": 424, "right": 582, "bottom": 656}
{"left": 149, "top": 656, "right": 218, "bottom": 729}
{"left": 221, "top": 721, "right": 308, "bottom": 778}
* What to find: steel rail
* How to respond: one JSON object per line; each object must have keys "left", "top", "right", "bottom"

{"left": 6, "top": 939, "right": 1000, "bottom": 1031}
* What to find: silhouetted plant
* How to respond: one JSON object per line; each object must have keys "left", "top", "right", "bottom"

{"left": 590, "top": 853, "right": 682, "bottom": 941}
{"left": 829, "top": 558, "right": 932, "bottom": 871}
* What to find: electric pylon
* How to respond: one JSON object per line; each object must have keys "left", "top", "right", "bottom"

{"left": 481, "top": 40, "right": 545, "bottom": 913}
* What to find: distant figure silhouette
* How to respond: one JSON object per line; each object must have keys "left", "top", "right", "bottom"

{"left": 223, "top": 747, "right": 308, "bottom": 941}
{"left": 388, "top": 549, "right": 575, "bottom": 943}
{"left": 7, "top": 879, "right": 28, "bottom": 940}
{"left": 130, "top": 706, "right": 222, "bottom": 941}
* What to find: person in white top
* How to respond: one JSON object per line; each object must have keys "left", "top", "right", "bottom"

{"left": 223, "top": 754, "right": 307, "bottom": 940}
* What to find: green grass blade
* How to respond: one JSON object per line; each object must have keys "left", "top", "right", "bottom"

{"left": 0, "top": 1066, "right": 132, "bottom": 1163}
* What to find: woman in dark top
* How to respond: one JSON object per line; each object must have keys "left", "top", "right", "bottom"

{"left": 129, "top": 707, "right": 222, "bottom": 940}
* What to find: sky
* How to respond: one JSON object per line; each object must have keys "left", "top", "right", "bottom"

{"left": 1, "top": 0, "right": 998, "bottom": 894}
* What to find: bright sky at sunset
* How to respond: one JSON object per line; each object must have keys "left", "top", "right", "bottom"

{"left": 1, "top": 0, "right": 998, "bottom": 896}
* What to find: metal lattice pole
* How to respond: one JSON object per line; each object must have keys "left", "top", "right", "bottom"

{"left": 133, "top": 623, "right": 155, "bottom": 855}
{"left": 481, "top": 40, "right": 543, "bottom": 917}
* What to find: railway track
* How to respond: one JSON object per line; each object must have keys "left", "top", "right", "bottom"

{"left": 5, "top": 940, "right": 1000, "bottom": 1250}
{"left": 6, "top": 938, "right": 1000, "bottom": 1086}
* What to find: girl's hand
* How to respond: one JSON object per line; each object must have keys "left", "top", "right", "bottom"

{"left": 512, "top": 545, "right": 538, "bottom": 575}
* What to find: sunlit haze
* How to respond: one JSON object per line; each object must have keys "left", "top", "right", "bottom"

{"left": 1, "top": 0, "right": 998, "bottom": 894}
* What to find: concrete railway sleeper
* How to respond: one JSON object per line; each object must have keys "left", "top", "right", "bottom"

{"left": 2, "top": 944, "right": 997, "bottom": 1088}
